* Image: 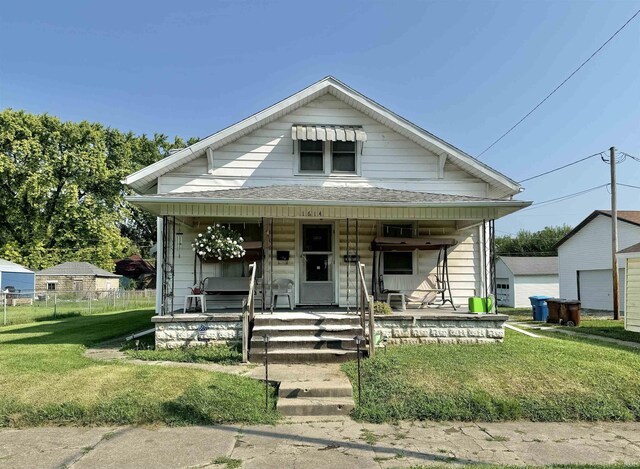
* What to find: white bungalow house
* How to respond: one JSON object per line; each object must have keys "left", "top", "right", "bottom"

{"left": 124, "top": 77, "right": 530, "bottom": 360}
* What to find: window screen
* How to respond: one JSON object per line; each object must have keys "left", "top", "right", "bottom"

{"left": 299, "top": 140, "right": 324, "bottom": 172}
{"left": 383, "top": 252, "right": 413, "bottom": 275}
{"left": 332, "top": 141, "right": 356, "bottom": 172}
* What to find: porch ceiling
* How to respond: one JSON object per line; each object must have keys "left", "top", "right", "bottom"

{"left": 126, "top": 186, "right": 530, "bottom": 221}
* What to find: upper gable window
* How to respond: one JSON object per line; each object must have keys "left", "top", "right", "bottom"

{"left": 332, "top": 141, "right": 356, "bottom": 173}
{"left": 292, "top": 125, "right": 366, "bottom": 176}
{"left": 299, "top": 140, "right": 324, "bottom": 172}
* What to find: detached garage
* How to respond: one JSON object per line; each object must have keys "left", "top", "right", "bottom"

{"left": 557, "top": 210, "right": 640, "bottom": 312}
{"left": 495, "top": 256, "right": 559, "bottom": 308}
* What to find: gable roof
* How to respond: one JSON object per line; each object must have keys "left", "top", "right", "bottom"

{"left": 498, "top": 256, "right": 558, "bottom": 276}
{"left": 36, "top": 262, "right": 121, "bottom": 278}
{"left": 0, "top": 258, "right": 34, "bottom": 274}
{"left": 555, "top": 210, "right": 640, "bottom": 249}
{"left": 123, "top": 76, "right": 521, "bottom": 196}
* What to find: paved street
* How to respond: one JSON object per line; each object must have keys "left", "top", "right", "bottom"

{"left": 2, "top": 420, "right": 640, "bottom": 468}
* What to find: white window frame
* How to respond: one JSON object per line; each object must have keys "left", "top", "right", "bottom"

{"left": 46, "top": 281, "right": 58, "bottom": 291}
{"left": 294, "top": 140, "right": 361, "bottom": 177}
{"left": 379, "top": 221, "right": 418, "bottom": 276}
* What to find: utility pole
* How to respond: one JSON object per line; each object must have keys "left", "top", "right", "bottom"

{"left": 610, "top": 146, "right": 620, "bottom": 320}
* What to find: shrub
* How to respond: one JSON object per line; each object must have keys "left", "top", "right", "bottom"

{"left": 373, "top": 301, "right": 393, "bottom": 315}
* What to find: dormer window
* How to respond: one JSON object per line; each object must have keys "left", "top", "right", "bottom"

{"left": 292, "top": 124, "right": 367, "bottom": 176}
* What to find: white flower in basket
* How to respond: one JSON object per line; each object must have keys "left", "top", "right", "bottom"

{"left": 192, "top": 225, "right": 246, "bottom": 262}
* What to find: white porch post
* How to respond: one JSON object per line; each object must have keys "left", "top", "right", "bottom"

{"left": 155, "top": 216, "right": 164, "bottom": 316}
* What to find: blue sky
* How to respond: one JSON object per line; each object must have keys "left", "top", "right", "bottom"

{"left": 1, "top": 0, "right": 639, "bottom": 236}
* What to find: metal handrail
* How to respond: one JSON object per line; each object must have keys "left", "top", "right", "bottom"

{"left": 357, "top": 262, "right": 375, "bottom": 356}
{"left": 242, "top": 262, "right": 258, "bottom": 363}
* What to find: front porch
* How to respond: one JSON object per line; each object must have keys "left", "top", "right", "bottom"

{"left": 153, "top": 307, "right": 508, "bottom": 354}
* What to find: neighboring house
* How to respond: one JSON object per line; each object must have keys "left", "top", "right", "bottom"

{"left": 556, "top": 210, "right": 640, "bottom": 311}
{"left": 0, "top": 258, "right": 35, "bottom": 305}
{"left": 115, "top": 255, "right": 156, "bottom": 289}
{"left": 124, "top": 76, "right": 530, "bottom": 316}
{"left": 619, "top": 243, "right": 640, "bottom": 332}
{"left": 35, "top": 262, "right": 121, "bottom": 292}
{"left": 495, "top": 256, "right": 559, "bottom": 308}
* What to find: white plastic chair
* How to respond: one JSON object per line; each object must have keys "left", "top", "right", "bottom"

{"left": 271, "top": 278, "right": 294, "bottom": 311}
{"left": 183, "top": 285, "right": 206, "bottom": 313}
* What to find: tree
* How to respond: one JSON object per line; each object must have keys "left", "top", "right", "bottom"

{"left": 0, "top": 109, "right": 197, "bottom": 270}
{"left": 495, "top": 225, "right": 573, "bottom": 257}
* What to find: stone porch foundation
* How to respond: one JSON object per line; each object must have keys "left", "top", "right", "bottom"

{"left": 152, "top": 312, "right": 507, "bottom": 349}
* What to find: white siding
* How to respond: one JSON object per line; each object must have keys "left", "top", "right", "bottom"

{"left": 578, "top": 269, "right": 625, "bottom": 311}
{"left": 625, "top": 258, "right": 640, "bottom": 332}
{"left": 513, "top": 275, "right": 559, "bottom": 308}
{"left": 494, "top": 258, "right": 515, "bottom": 307}
{"left": 558, "top": 214, "right": 640, "bottom": 310}
{"left": 158, "top": 94, "right": 489, "bottom": 197}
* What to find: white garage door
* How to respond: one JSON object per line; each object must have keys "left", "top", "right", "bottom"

{"left": 578, "top": 269, "right": 625, "bottom": 311}
{"left": 496, "top": 278, "right": 511, "bottom": 307}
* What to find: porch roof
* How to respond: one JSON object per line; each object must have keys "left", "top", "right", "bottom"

{"left": 127, "top": 186, "right": 530, "bottom": 221}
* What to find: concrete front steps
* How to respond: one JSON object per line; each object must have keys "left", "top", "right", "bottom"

{"left": 277, "top": 379, "right": 354, "bottom": 417}
{"left": 250, "top": 313, "right": 363, "bottom": 364}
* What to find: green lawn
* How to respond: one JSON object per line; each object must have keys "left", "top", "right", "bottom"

{"left": 0, "top": 308, "right": 278, "bottom": 427}
{"left": 558, "top": 319, "right": 640, "bottom": 344}
{"left": 343, "top": 330, "right": 640, "bottom": 423}
{"left": 497, "top": 307, "right": 534, "bottom": 322}
{"left": 2, "top": 295, "right": 155, "bottom": 326}
{"left": 127, "top": 342, "right": 243, "bottom": 365}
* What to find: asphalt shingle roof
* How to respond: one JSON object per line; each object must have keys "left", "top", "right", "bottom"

{"left": 36, "top": 262, "right": 120, "bottom": 277}
{"left": 499, "top": 256, "right": 558, "bottom": 276}
{"left": 619, "top": 242, "right": 640, "bottom": 254}
{"left": 152, "top": 186, "right": 505, "bottom": 204}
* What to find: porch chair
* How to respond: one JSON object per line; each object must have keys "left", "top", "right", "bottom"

{"left": 271, "top": 278, "right": 294, "bottom": 311}
{"left": 183, "top": 285, "right": 206, "bottom": 313}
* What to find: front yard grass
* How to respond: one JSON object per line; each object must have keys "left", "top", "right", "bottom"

{"left": 126, "top": 342, "right": 243, "bottom": 365}
{"left": 343, "top": 330, "right": 640, "bottom": 423}
{"left": 0, "top": 308, "right": 278, "bottom": 427}
{"left": 560, "top": 319, "right": 640, "bottom": 344}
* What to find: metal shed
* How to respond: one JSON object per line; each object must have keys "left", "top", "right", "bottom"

{"left": 0, "top": 258, "right": 35, "bottom": 297}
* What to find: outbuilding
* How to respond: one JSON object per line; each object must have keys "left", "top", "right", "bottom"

{"left": 35, "top": 262, "right": 121, "bottom": 293}
{"left": 495, "top": 256, "right": 559, "bottom": 308}
{"left": 619, "top": 243, "right": 640, "bottom": 332}
{"left": 556, "top": 210, "right": 640, "bottom": 311}
{"left": 0, "top": 258, "right": 36, "bottom": 304}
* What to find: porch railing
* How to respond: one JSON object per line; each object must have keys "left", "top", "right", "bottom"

{"left": 242, "top": 262, "right": 258, "bottom": 363}
{"left": 357, "top": 262, "right": 375, "bottom": 357}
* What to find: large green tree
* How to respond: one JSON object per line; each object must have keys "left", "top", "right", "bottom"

{"left": 496, "top": 225, "right": 573, "bottom": 257}
{"left": 0, "top": 109, "right": 196, "bottom": 270}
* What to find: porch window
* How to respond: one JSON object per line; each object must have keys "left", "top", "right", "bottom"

{"left": 383, "top": 252, "right": 413, "bottom": 275}
{"left": 299, "top": 140, "right": 324, "bottom": 172}
{"left": 331, "top": 141, "right": 356, "bottom": 173}
{"left": 383, "top": 223, "right": 414, "bottom": 238}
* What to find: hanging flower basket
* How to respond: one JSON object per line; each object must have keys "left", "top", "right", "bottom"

{"left": 192, "top": 224, "right": 246, "bottom": 262}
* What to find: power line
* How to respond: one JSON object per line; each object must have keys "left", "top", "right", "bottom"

{"left": 619, "top": 182, "right": 640, "bottom": 190}
{"left": 477, "top": 8, "right": 640, "bottom": 159}
{"left": 519, "top": 183, "right": 609, "bottom": 212}
{"left": 518, "top": 150, "right": 606, "bottom": 183}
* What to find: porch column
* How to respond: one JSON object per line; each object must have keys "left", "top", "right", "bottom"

{"left": 155, "top": 216, "right": 163, "bottom": 316}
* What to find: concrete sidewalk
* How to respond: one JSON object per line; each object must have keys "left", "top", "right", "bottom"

{"left": 2, "top": 420, "right": 640, "bottom": 469}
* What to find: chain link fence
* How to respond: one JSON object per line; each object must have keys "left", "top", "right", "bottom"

{"left": 1, "top": 289, "right": 156, "bottom": 326}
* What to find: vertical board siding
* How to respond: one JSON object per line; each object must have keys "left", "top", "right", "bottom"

{"left": 626, "top": 258, "right": 640, "bottom": 332}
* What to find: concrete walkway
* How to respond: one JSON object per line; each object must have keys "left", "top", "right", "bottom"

{"left": 3, "top": 421, "right": 640, "bottom": 468}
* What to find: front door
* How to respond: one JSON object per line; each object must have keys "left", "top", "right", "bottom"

{"left": 300, "top": 223, "right": 334, "bottom": 304}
